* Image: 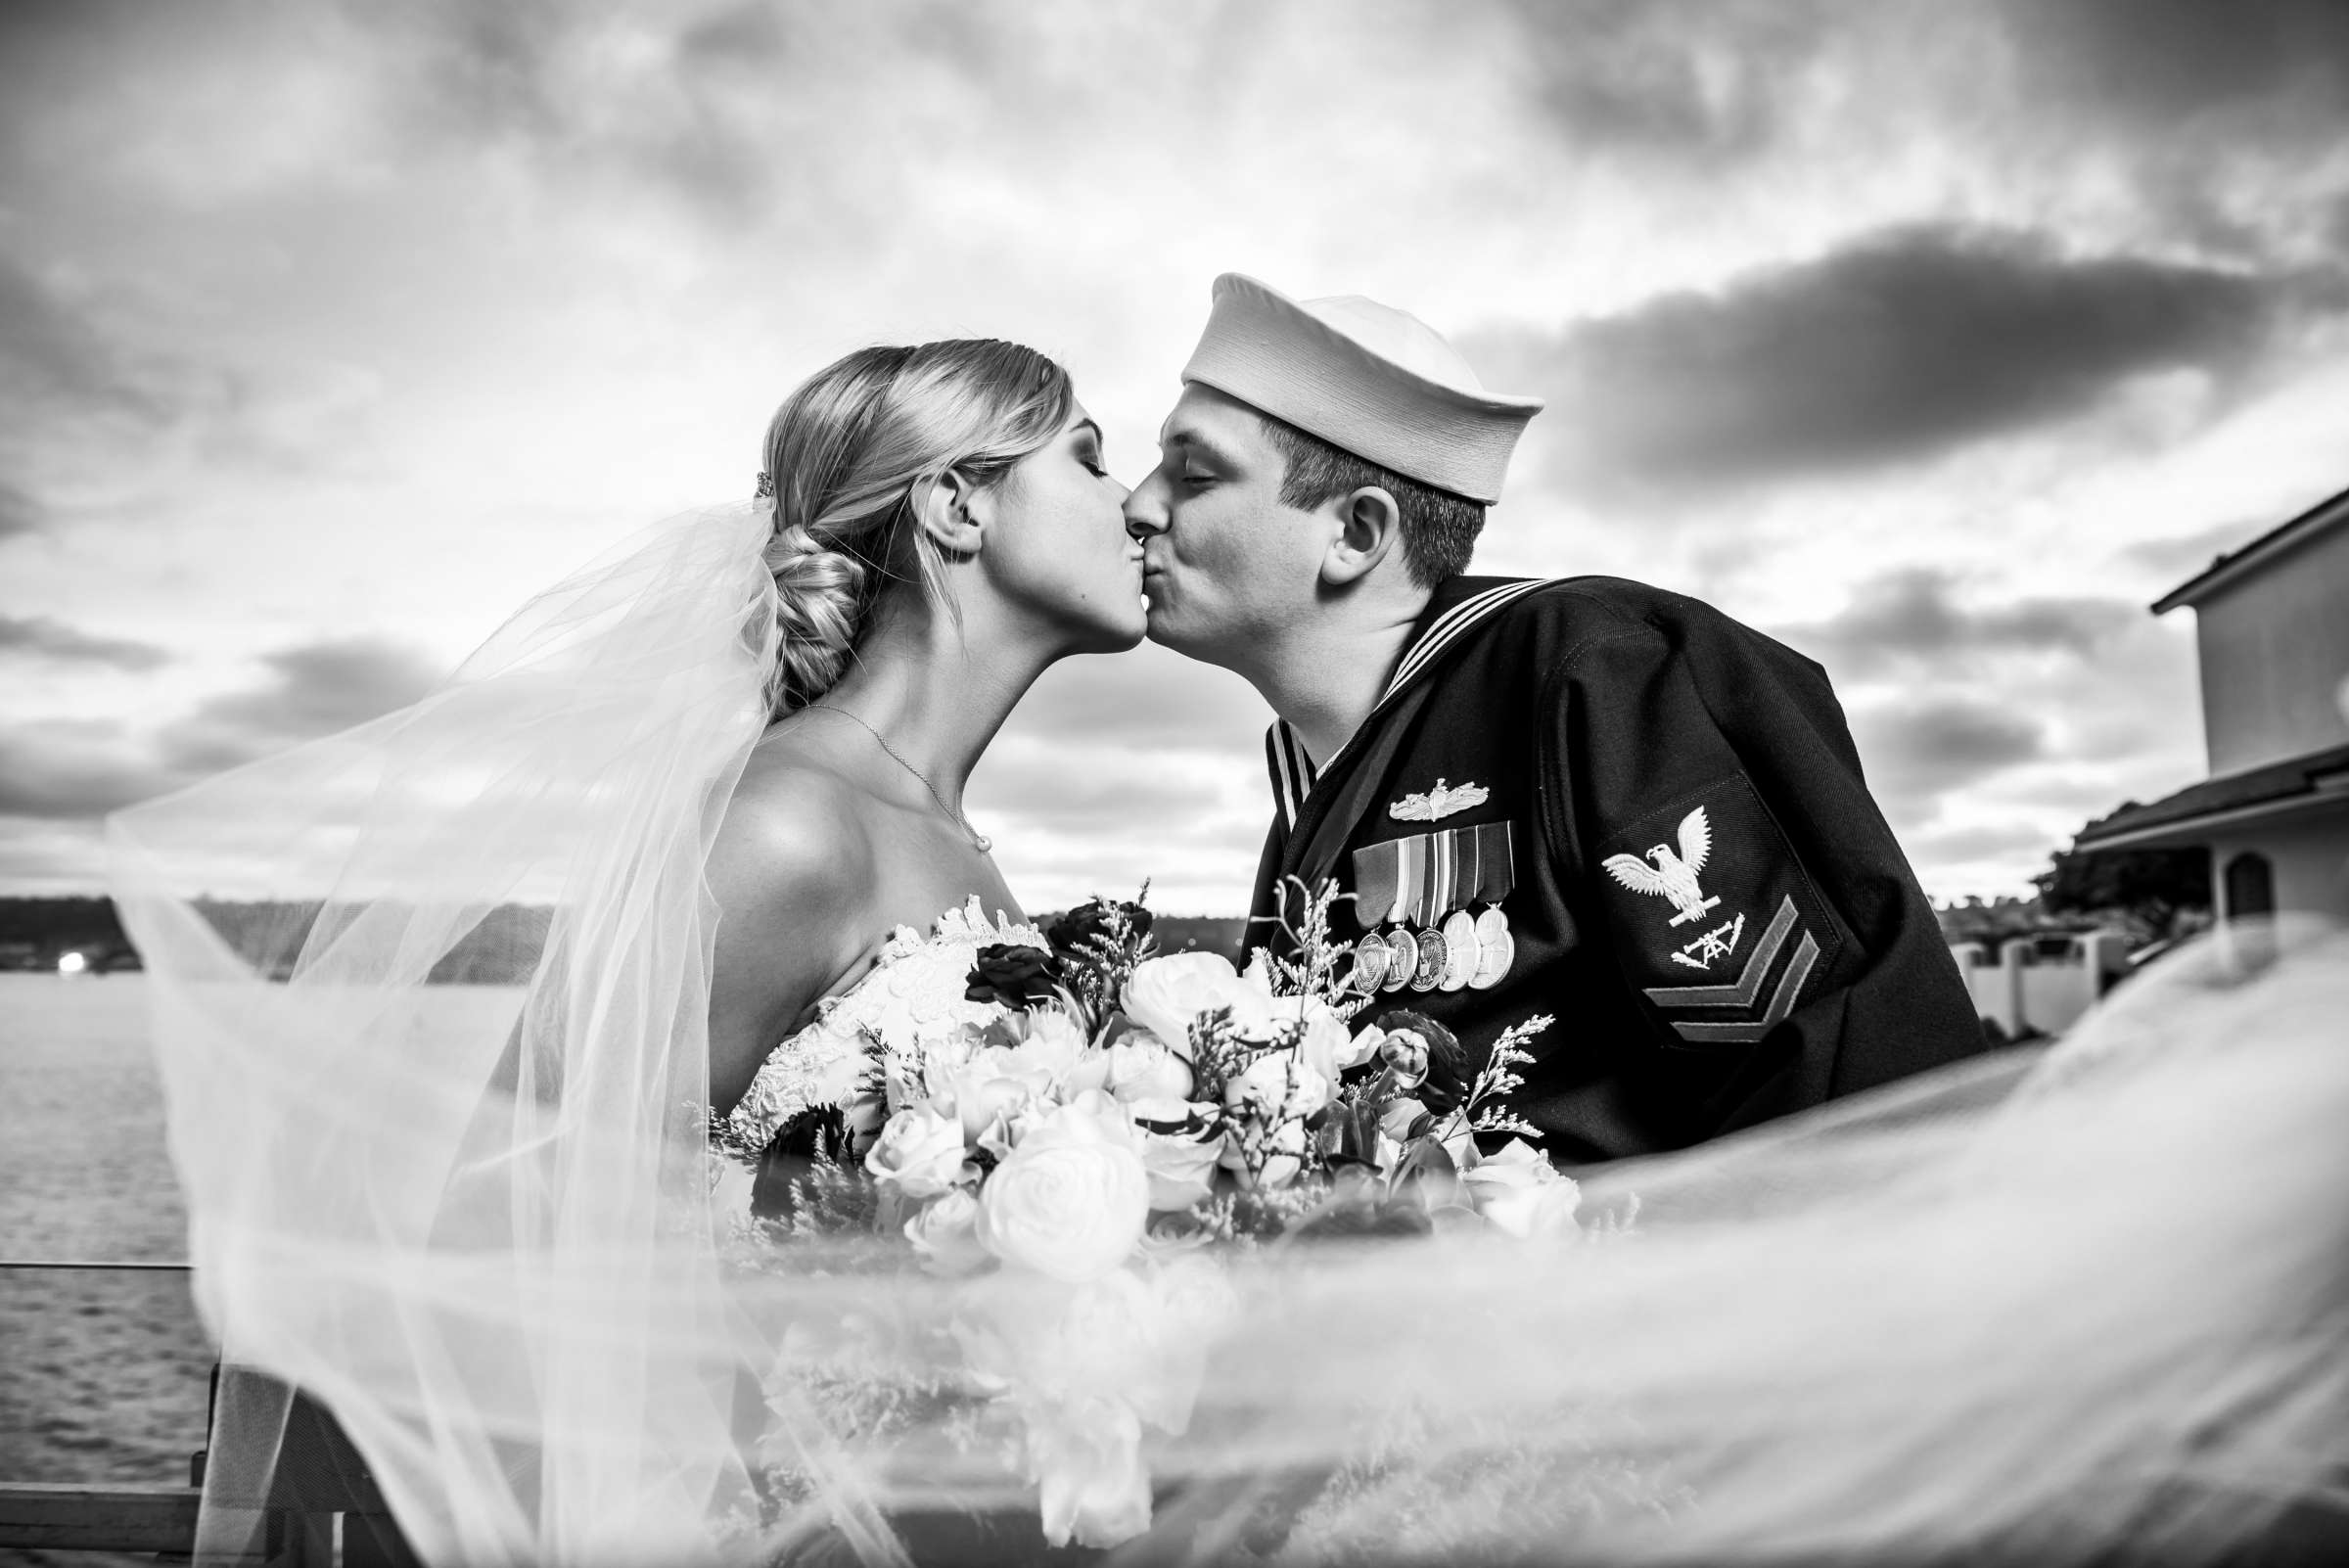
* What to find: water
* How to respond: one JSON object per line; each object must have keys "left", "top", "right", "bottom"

{"left": 0, "top": 974, "right": 214, "bottom": 1567}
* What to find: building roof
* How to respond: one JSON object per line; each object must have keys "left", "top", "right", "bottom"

{"left": 2151, "top": 484, "right": 2349, "bottom": 615}
{"left": 2072, "top": 739, "right": 2349, "bottom": 852}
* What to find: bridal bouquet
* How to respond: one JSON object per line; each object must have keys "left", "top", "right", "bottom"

{"left": 728, "top": 885, "right": 1569, "bottom": 1547}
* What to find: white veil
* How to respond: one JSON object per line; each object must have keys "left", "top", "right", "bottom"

{"left": 109, "top": 501, "right": 780, "bottom": 1564}
{"left": 110, "top": 497, "right": 2349, "bottom": 1565}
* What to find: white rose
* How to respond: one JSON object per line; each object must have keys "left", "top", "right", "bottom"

{"left": 1106, "top": 1038, "right": 1194, "bottom": 1104}
{"left": 1122, "top": 952, "right": 1272, "bottom": 1055}
{"left": 1126, "top": 1096, "right": 1225, "bottom": 1212}
{"left": 937, "top": 1046, "right": 1036, "bottom": 1148}
{"left": 1008, "top": 1007, "right": 1090, "bottom": 1088}
{"left": 1223, "top": 1050, "right": 1332, "bottom": 1122}
{"left": 1459, "top": 1138, "right": 1581, "bottom": 1239}
{"left": 863, "top": 1103, "right": 970, "bottom": 1199}
{"left": 903, "top": 1187, "right": 990, "bottom": 1276}
{"left": 976, "top": 1103, "right": 1152, "bottom": 1282}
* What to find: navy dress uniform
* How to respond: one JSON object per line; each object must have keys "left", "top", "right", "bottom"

{"left": 1249, "top": 572, "right": 1988, "bottom": 1162}
{"left": 1171, "top": 273, "right": 1983, "bottom": 1164}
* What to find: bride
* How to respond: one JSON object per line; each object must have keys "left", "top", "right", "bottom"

{"left": 110, "top": 338, "right": 2348, "bottom": 1566}
{"left": 703, "top": 340, "right": 1139, "bottom": 1160}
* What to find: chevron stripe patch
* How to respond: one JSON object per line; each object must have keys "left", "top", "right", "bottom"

{"left": 1599, "top": 774, "right": 1844, "bottom": 1049}
{"left": 1667, "top": 931, "right": 1820, "bottom": 1044}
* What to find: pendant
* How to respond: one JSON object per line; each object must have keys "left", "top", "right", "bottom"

{"left": 974, "top": 834, "right": 992, "bottom": 853}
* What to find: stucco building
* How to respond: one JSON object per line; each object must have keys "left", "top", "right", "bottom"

{"left": 2073, "top": 485, "right": 2349, "bottom": 934}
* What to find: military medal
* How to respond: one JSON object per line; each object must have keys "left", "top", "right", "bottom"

{"left": 1409, "top": 927, "right": 1446, "bottom": 991}
{"left": 1439, "top": 908, "right": 1478, "bottom": 991}
{"left": 1471, "top": 904, "right": 1512, "bottom": 989}
{"left": 1467, "top": 821, "right": 1516, "bottom": 991}
{"left": 1386, "top": 836, "right": 1422, "bottom": 992}
{"left": 1350, "top": 840, "right": 1404, "bottom": 996}
{"left": 1405, "top": 829, "right": 1448, "bottom": 991}
{"left": 1353, "top": 819, "right": 1511, "bottom": 996}
{"left": 1381, "top": 925, "right": 1419, "bottom": 990}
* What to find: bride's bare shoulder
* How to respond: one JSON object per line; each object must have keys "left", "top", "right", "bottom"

{"left": 708, "top": 743, "right": 877, "bottom": 927}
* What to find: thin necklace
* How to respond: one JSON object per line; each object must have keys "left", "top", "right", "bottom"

{"left": 806, "top": 704, "right": 992, "bottom": 853}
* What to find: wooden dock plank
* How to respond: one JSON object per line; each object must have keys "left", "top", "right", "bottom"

{"left": 0, "top": 1480, "right": 202, "bottom": 1551}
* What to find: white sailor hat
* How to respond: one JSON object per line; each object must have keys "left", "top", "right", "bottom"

{"left": 1179, "top": 273, "right": 1544, "bottom": 505}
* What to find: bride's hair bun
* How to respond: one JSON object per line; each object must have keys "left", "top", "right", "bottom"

{"left": 758, "top": 340, "right": 1074, "bottom": 715}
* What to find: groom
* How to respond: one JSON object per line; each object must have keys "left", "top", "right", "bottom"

{"left": 1124, "top": 274, "right": 1984, "bottom": 1161}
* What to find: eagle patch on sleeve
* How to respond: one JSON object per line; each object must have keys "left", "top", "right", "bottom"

{"left": 1592, "top": 774, "right": 1845, "bottom": 1045}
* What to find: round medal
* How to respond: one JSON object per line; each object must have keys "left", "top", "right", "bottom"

{"left": 1470, "top": 909, "right": 1515, "bottom": 990}
{"left": 1439, "top": 909, "right": 1479, "bottom": 992}
{"left": 1380, "top": 927, "right": 1418, "bottom": 992}
{"left": 1350, "top": 933, "right": 1391, "bottom": 995}
{"left": 1409, "top": 928, "right": 1447, "bottom": 992}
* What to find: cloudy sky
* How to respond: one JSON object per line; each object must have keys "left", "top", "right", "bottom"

{"left": 3, "top": 0, "right": 2346, "bottom": 912}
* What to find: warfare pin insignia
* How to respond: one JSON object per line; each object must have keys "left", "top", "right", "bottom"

{"left": 1388, "top": 778, "right": 1489, "bottom": 823}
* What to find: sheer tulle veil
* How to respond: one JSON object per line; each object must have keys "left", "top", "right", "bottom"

{"left": 109, "top": 502, "right": 780, "bottom": 1563}
{"left": 109, "top": 499, "right": 2348, "bottom": 1565}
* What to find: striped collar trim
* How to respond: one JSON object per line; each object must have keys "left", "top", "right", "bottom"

{"left": 1267, "top": 721, "right": 1319, "bottom": 837}
{"left": 1264, "top": 576, "right": 1546, "bottom": 833}
{"left": 1379, "top": 578, "right": 1547, "bottom": 705}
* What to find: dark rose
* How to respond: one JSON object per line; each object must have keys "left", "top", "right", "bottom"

{"left": 1045, "top": 898, "right": 1154, "bottom": 955}
{"left": 1377, "top": 1010, "right": 1471, "bottom": 1116}
{"left": 965, "top": 944, "right": 1060, "bottom": 1010}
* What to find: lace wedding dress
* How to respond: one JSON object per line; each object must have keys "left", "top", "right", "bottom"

{"left": 713, "top": 897, "right": 1047, "bottom": 1218}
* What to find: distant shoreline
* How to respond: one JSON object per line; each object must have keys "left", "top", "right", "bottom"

{"left": 0, "top": 897, "right": 1252, "bottom": 981}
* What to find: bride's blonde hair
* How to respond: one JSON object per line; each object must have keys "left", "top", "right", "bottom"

{"left": 759, "top": 340, "right": 1074, "bottom": 715}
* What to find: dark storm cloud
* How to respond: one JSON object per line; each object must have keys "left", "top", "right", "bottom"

{"left": 0, "top": 614, "right": 171, "bottom": 670}
{"left": 1, "top": 636, "right": 439, "bottom": 822}
{"left": 0, "top": 637, "right": 438, "bottom": 825}
{"left": 2003, "top": 0, "right": 2349, "bottom": 130}
{"left": 1851, "top": 698, "right": 2047, "bottom": 821}
{"left": 0, "top": 720, "right": 176, "bottom": 819}
{"left": 1481, "top": 225, "right": 2329, "bottom": 496}
{"left": 1769, "top": 571, "right": 2140, "bottom": 682}
{"left": 1991, "top": 1, "right": 2349, "bottom": 257}
{"left": 157, "top": 636, "right": 443, "bottom": 775}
